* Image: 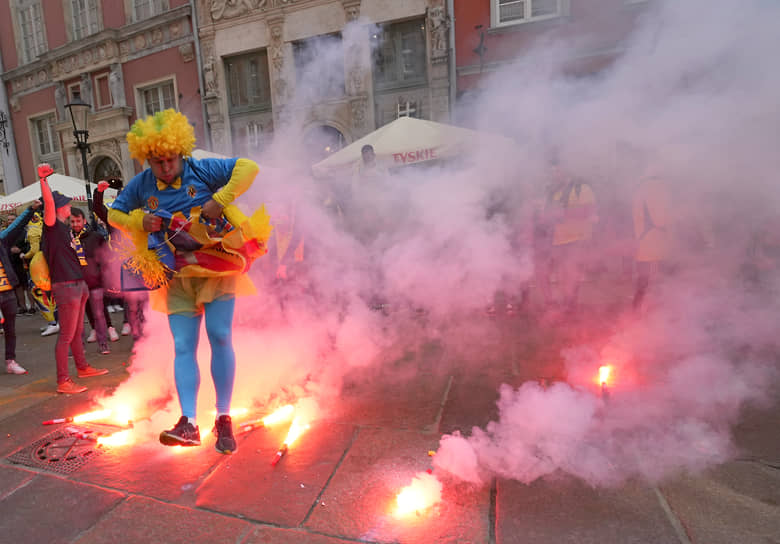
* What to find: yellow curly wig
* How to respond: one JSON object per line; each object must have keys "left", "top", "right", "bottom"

{"left": 126, "top": 109, "right": 196, "bottom": 163}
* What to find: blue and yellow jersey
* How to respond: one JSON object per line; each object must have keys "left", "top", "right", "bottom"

{"left": 111, "top": 157, "right": 243, "bottom": 217}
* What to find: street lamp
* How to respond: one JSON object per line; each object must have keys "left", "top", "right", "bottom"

{"left": 65, "top": 95, "right": 95, "bottom": 226}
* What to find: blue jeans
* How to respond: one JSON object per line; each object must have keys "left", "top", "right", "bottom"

{"left": 52, "top": 280, "right": 89, "bottom": 383}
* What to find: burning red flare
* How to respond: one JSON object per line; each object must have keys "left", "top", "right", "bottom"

{"left": 73, "top": 409, "right": 112, "bottom": 424}
{"left": 270, "top": 417, "right": 310, "bottom": 466}
{"left": 598, "top": 365, "right": 612, "bottom": 386}
{"left": 96, "top": 430, "right": 133, "bottom": 447}
{"left": 395, "top": 472, "right": 443, "bottom": 517}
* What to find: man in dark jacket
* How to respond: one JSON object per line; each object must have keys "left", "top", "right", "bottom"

{"left": 70, "top": 208, "right": 111, "bottom": 354}
{"left": 39, "top": 163, "right": 108, "bottom": 394}
{"left": 1, "top": 201, "right": 41, "bottom": 374}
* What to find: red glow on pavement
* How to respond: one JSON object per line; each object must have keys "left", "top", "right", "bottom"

{"left": 394, "top": 472, "right": 443, "bottom": 517}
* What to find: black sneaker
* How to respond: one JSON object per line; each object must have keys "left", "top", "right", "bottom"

{"left": 159, "top": 416, "right": 201, "bottom": 446}
{"left": 214, "top": 415, "right": 237, "bottom": 454}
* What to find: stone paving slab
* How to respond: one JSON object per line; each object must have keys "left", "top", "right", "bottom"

{"left": 196, "top": 421, "right": 356, "bottom": 527}
{"left": 75, "top": 495, "right": 252, "bottom": 544}
{"left": 0, "top": 472, "right": 124, "bottom": 544}
{"left": 332, "top": 372, "right": 452, "bottom": 431}
{"left": 733, "top": 395, "right": 780, "bottom": 464}
{"left": 243, "top": 526, "right": 357, "bottom": 544}
{"left": 305, "top": 427, "right": 490, "bottom": 544}
{"left": 496, "top": 475, "right": 681, "bottom": 544}
{"left": 660, "top": 465, "right": 780, "bottom": 544}
{"left": 74, "top": 436, "right": 225, "bottom": 504}
{"left": 0, "top": 464, "right": 35, "bottom": 498}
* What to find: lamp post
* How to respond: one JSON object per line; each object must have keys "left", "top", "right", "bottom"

{"left": 65, "top": 96, "right": 96, "bottom": 226}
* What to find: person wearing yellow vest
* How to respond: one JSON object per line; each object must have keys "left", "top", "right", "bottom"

{"left": 1, "top": 200, "right": 41, "bottom": 374}
{"left": 632, "top": 172, "right": 674, "bottom": 310}
{"left": 546, "top": 162, "right": 599, "bottom": 312}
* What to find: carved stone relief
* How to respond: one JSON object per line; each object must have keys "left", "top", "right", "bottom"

{"left": 427, "top": 4, "right": 450, "bottom": 61}
{"left": 342, "top": 0, "right": 361, "bottom": 22}
{"left": 350, "top": 97, "right": 366, "bottom": 128}
{"left": 210, "top": 0, "right": 267, "bottom": 22}
{"left": 179, "top": 43, "right": 195, "bottom": 62}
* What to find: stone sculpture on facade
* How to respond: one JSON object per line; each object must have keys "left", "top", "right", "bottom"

{"left": 80, "top": 73, "right": 93, "bottom": 108}
{"left": 203, "top": 55, "right": 219, "bottom": 97}
{"left": 428, "top": 5, "right": 450, "bottom": 60}
{"left": 109, "top": 64, "right": 126, "bottom": 107}
{"left": 54, "top": 82, "right": 67, "bottom": 121}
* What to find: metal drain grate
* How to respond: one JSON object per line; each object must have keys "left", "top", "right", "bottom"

{"left": 6, "top": 423, "right": 121, "bottom": 475}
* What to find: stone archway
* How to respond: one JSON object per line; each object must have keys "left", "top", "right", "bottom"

{"left": 302, "top": 125, "right": 346, "bottom": 164}
{"left": 91, "top": 155, "right": 123, "bottom": 183}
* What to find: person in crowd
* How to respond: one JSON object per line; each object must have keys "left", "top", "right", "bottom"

{"left": 69, "top": 208, "right": 111, "bottom": 354}
{"left": 39, "top": 164, "right": 108, "bottom": 394}
{"left": 1, "top": 201, "right": 41, "bottom": 374}
{"left": 5, "top": 212, "right": 34, "bottom": 315}
{"left": 546, "top": 160, "right": 599, "bottom": 313}
{"left": 24, "top": 211, "right": 59, "bottom": 336}
{"left": 108, "top": 109, "right": 270, "bottom": 454}
{"left": 632, "top": 167, "right": 674, "bottom": 310}
{"left": 94, "top": 179, "right": 143, "bottom": 341}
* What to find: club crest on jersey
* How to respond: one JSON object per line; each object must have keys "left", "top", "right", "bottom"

{"left": 187, "top": 185, "right": 197, "bottom": 198}
{"left": 147, "top": 196, "right": 159, "bottom": 210}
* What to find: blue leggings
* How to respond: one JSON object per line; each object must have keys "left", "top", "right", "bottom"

{"left": 168, "top": 297, "right": 236, "bottom": 420}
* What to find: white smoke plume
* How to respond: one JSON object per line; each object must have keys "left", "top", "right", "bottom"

{"left": 97, "top": 0, "right": 779, "bottom": 485}
{"left": 434, "top": 0, "right": 780, "bottom": 486}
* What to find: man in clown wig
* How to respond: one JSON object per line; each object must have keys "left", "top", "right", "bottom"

{"left": 109, "top": 109, "right": 271, "bottom": 454}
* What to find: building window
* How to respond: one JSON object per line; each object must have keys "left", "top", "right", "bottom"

{"left": 95, "top": 74, "right": 111, "bottom": 109}
{"left": 17, "top": 1, "right": 47, "bottom": 64}
{"left": 372, "top": 19, "right": 427, "bottom": 92}
{"left": 71, "top": 0, "right": 100, "bottom": 40}
{"left": 225, "top": 51, "right": 272, "bottom": 113}
{"left": 293, "top": 34, "right": 345, "bottom": 102}
{"left": 32, "top": 113, "right": 62, "bottom": 171}
{"left": 492, "top": 0, "right": 562, "bottom": 27}
{"left": 138, "top": 80, "right": 176, "bottom": 117}
{"left": 133, "top": 0, "right": 166, "bottom": 22}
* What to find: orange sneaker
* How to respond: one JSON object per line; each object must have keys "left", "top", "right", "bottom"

{"left": 77, "top": 366, "right": 109, "bottom": 378}
{"left": 57, "top": 379, "right": 87, "bottom": 394}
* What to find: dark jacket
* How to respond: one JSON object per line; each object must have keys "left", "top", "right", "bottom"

{"left": 0, "top": 207, "right": 35, "bottom": 288}
{"left": 72, "top": 227, "right": 106, "bottom": 289}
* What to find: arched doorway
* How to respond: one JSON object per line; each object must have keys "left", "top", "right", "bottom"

{"left": 92, "top": 156, "right": 122, "bottom": 183}
{"left": 302, "top": 125, "right": 346, "bottom": 164}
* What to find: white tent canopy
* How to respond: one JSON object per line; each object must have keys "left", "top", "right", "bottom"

{"left": 311, "top": 116, "right": 515, "bottom": 177}
{"left": 0, "top": 173, "right": 116, "bottom": 212}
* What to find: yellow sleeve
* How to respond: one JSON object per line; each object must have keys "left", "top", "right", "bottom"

{"left": 108, "top": 207, "right": 146, "bottom": 235}
{"left": 212, "top": 158, "right": 259, "bottom": 207}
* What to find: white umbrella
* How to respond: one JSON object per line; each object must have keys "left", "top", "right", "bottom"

{"left": 311, "top": 116, "right": 515, "bottom": 177}
{"left": 0, "top": 173, "right": 116, "bottom": 211}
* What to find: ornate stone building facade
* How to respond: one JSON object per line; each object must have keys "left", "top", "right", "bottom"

{"left": 196, "top": 0, "right": 451, "bottom": 160}
{"left": 0, "top": 0, "right": 203, "bottom": 188}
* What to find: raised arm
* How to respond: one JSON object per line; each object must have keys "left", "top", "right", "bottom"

{"left": 38, "top": 164, "right": 56, "bottom": 227}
